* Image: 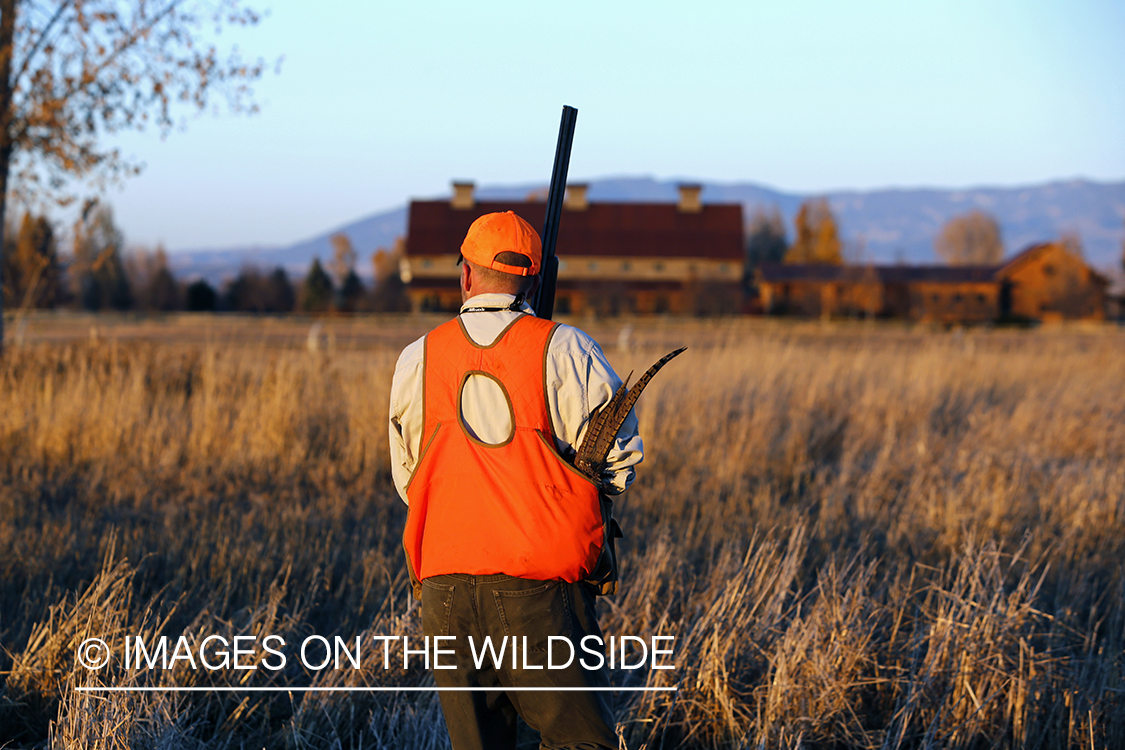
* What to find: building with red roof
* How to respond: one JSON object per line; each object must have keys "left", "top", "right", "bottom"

{"left": 403, "top": 182, "right": 745, "bottom": 315}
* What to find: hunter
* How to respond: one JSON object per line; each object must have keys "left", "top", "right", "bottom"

{"left": 389, "top": 209, "right": 642, "bottom": 750}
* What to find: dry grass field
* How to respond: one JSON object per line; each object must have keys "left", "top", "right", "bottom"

{"left": 1, "top": 313, "right": 1122, "bottom": 749}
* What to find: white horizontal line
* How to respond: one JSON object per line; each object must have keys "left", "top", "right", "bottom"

{"left": 76, "top": 686, "right": 677, "bottom": 693}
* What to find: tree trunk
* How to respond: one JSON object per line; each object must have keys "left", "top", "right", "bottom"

{"left": 0, "top": 0, "right": 15, "bottom": 355}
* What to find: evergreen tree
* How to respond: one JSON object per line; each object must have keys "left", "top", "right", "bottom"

{"left": 338, "top": 269, "right": 364, "bottom": 312}
{"left": 224, "top": 268, "right": 264, "bottom": 312}
{"left": 302, "top": 258, "right": 333, "bottom": 313}
{"left": 265, "top": 267, "right": 296, "bottom": 313}
{"left": 224, "top": 266, "right": 295, "bottom": 313}
{"left": 185, "top": 279, "right": 217, "bottom": 312}
{"left": 744, "top": 207, "right": 788, "bottom": 289}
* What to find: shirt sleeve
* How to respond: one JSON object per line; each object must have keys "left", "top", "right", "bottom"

{"left": 545, "top": 326, "right": 644, "bottom": 495}
{"left": 389, "top": 336, "right": 426, "bottom": 504}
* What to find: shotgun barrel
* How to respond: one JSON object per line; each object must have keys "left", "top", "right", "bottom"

{"left": 534, "top": 105, "right": 578, "bottom": 320}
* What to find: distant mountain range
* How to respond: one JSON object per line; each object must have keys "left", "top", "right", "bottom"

{"left": 170, "top": 177, "right": 1125, "bottom": 284}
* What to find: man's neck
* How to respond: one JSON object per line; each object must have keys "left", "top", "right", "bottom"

{"left": 460, "top": 293, "right": 532, "bottom": 314}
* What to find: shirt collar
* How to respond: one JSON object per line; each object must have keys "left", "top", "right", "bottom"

{"left": 460, "top": 293, "right": 535, "bottom": 315}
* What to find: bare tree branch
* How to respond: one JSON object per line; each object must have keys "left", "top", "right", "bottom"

{"left": 10, "top": 0, "right": 72, "bottom": 87}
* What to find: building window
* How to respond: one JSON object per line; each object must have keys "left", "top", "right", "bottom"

{"left": 622, "top": 262, "right": 632, "bottom": 271}
{"left": 587, "top": 262, "right": 598, "bottom": 271}
{"left": 422, "top": 259, "right": 432, "bottom": 268}
{"left": 953, "top": 293, "right": 963, "bottom": 303}
{"left": 719, "top": 264, "right": 729, "bottom": 273}
{"left": 976, "top": 294, "right": 986, "bottom": 303}
{"left": 653, "top": 262, "right": 665, "bottom": 272}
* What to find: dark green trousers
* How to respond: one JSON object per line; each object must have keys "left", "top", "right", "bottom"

{"left": 421, "top": 574, "right": 617, "bottom": 750}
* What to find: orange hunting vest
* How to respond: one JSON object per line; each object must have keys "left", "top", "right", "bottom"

{"left": 403, "top": 314, "right": 604, "bottom": 588}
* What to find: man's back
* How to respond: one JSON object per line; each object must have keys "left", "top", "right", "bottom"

{"left": 401, "top": 311, "right": 608, "bottom": 586}
{"left": 389, "top": 293, "right": 643, "bottom": 505}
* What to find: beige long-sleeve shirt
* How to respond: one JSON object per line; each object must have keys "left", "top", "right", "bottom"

{"left": 389, "top": 293, "right": 643, "bottom": 503}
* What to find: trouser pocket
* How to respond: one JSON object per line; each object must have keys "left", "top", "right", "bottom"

{"left": 420, "top": 578, "right": 456, "bottom": 637}
{"left": 492, "top": 579, "right": 573, "bottom": 653}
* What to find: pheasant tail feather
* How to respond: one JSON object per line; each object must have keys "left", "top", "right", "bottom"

{"left": 574, "top": 347, "right": 687, "bottom": 481}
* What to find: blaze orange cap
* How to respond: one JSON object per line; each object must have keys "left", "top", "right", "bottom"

{"left": 460, "top": 211, "right": 541, "bottom": 277}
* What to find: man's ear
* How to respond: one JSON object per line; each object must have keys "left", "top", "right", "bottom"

{"left": 460, "top": 262, "right": 471, "bottom": 295}
{"left": 526, "top": 273, "right": 540, "bottom": 301}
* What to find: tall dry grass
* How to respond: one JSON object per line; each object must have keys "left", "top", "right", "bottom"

{"left": 1, "top": 317, "right": 1122, "bottom": 748}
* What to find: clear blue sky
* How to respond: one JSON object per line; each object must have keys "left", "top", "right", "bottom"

{"left": 100, "top": 0, "right": 1124, "bottom": 251}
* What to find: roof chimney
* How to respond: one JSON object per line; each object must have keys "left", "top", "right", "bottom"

{"left": 564, "top": 183, "right": 589, "bottom": 211}
{"left": 451, "top": 181, "right": 475, "bottom": 209}
{"left": 677, "top": 183, "right": 703, "bottom": 213}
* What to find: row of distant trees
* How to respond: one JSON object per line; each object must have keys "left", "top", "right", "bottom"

{"left": 1, "top": 205, "right": 410, "bottom": 315}
{"left": 743, "top": 198, "right": 1070, "bottom": 272}
{"left": 6, "top": 198, "right": 1118, "bottom": 317}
